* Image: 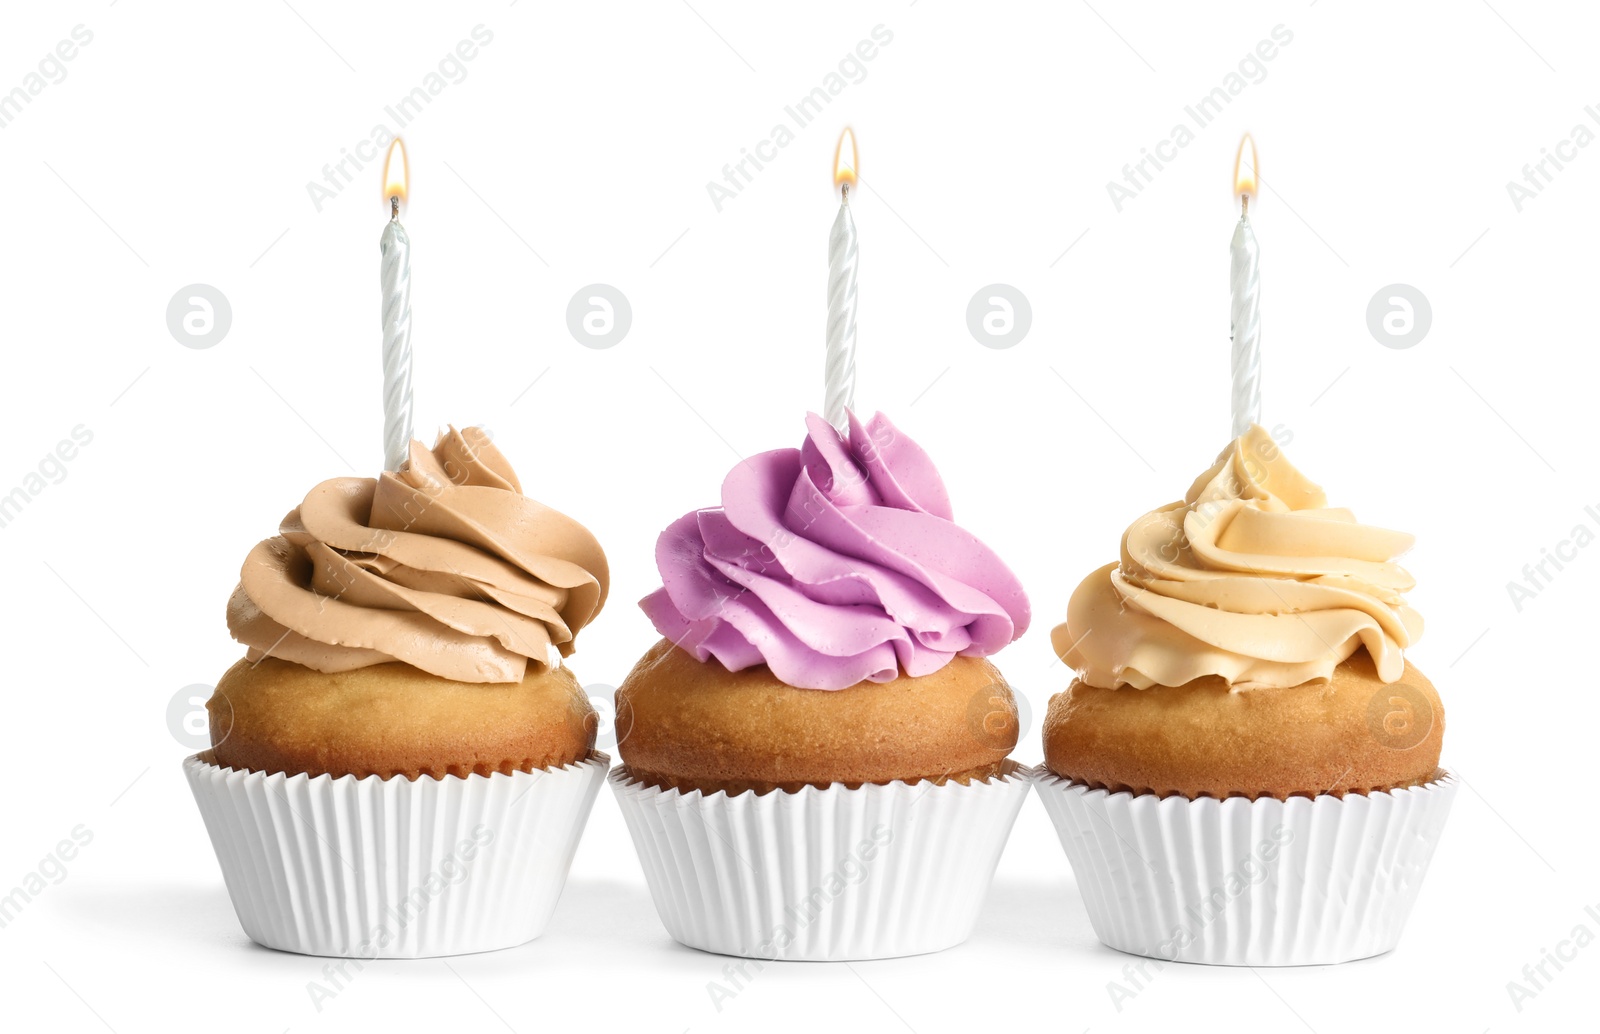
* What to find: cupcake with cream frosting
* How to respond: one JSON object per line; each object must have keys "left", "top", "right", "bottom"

{"left": 186, "top": 427, "right": 611, "bottom": 958}
{"left": 611, "top": 412, "right": 1034, "bottom": 960}
{"left": 1036, "top": 425, "right": 1456, "bottom": 965}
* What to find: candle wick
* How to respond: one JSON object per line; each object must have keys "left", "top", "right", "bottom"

{"left": 1240, "top": 194, "right": 1249, "bottom": 219}
{"left": 390, "top": 196, "right": 399, "bottom": 221}
{"left": 840, "top": 183, "right": 850, "bottom": 205}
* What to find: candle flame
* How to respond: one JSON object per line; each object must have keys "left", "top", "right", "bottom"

{"left": 1233, "top": 133, "right": 1258, "bottom": 206}
{"left": 832, "top": 127, "right": 859, "bottom": 196}
{"left": 382, "top": 138, "right": 409, "bottom": 209}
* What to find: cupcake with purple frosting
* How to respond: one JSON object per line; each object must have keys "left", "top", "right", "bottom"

{"left": 610, "top": 412, "right": 1033, "bottom": 961}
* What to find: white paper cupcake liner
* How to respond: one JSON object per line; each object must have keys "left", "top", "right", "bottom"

{"left": 1033, "top": 766, "right": 1456, "bottom": 966}
{"left": 185, "top": 752, "right": 607, "bottom": 958}
{"left": 610, "top": 762, "right": 1032, "bottom": 961}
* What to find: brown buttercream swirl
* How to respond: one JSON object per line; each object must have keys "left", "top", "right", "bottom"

{"left": 227, "top": 427, "right": 608, "bottom": 683}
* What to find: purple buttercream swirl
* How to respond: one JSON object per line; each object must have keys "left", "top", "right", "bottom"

{"left": 640, "top": 412, "right": 1030, "bottom": 689}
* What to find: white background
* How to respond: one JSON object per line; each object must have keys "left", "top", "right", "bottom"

{"left": 0, "top": 1, "right": 1594, "bottom": 1031}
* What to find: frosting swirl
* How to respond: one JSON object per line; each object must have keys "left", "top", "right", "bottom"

{"left": 1053, "top": 425, "right": 1421, "bottom": 690}
{"left": 641, "top": 412, "right": 1029, "bottom": 690}
{"left": 228, "top": 427, "right": 608, "bottom": 683}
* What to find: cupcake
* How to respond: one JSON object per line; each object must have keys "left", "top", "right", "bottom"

{"left": 185, "top": 427, "right": 611, "bottom": 958}
{"left": 1035, "top": 425, "right": 1455, "bottom": 966}
{"left": 611, "top": 412, "right": 1034, "bottom": 961}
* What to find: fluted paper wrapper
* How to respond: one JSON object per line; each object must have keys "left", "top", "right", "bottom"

{"left": 610, "top": 762, "right": 1031, "bottom": 961}
{"left": 185, "top": 752, "right": 607, "bottom": 958}
{"left": 1034, "top": 767, "right": 1456, "bottom": 966}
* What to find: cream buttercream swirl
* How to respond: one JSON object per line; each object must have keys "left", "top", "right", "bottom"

{"left": 1053, "top": 425, "right": 1421, "bottom": 690}
{"left": 227, "top": 427, "right": 609, "bottom": 683}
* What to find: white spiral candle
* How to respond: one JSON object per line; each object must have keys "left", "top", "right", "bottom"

{"left": 378, "top": 139, "right": 413, "bottom": 473}
{"left": 1229, "top": 134, "right": 1261, "bottom": 441}
{"left": 825, "top": 190, "right": 858, "bottom": 431}
{"left": 1229, "top": 207, "right": 1260, "bottom": 440}
{"left": 380, "top": 210, "right": 413, "bottom": 472}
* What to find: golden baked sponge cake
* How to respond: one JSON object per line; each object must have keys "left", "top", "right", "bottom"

{"left": 618, "top": 640, "right": 1014, "bottom": 795}
{"left": 1035, "top": 425, "right": 1456, "bottom": 966}
{"left": 1043, "top": 652, "right": 1442, "bottom": 800}
{"left": 611, "top": 412, "right": 1034, "bottom": 960}
{"left": 185, "top": 427, "right": 612, "bottom": 958}
{"left": 209, "top": 658, "right": 594, "bottom": 780}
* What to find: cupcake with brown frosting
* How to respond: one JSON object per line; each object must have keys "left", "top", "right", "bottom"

{"left": 1035, "top": 426, "right": 1457, "bottom": 966}
{"left": 185, "top": 427, "right": 611, "bottom": 958}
